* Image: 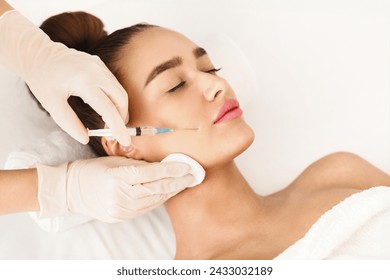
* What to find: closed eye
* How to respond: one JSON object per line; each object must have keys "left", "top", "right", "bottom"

{"left": 166, "top": 67, "right": 221, "bottom": 93}
{"left": 167, "top": 81, "right": 186, "bottom": 93}
{"left": 206, "top": 67, "right": 222, "bottom": 74}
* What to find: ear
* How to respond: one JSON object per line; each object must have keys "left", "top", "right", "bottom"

{"left": 101, "top": 137, "right": 135, "bottom": 157}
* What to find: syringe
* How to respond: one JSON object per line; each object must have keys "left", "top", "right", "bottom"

{"left": 88, "top": 126, "right": 173, "bottom": 137}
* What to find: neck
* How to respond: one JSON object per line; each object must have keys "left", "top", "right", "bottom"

{"left": 165, "top": 161, "right": 275, "bottom": 259}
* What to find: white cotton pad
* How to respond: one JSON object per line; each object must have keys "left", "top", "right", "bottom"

{"left": 161, "top": 153, "right": 205, "bottom": 187}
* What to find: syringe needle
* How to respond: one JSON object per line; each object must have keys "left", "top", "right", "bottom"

{"left": 174, "top": 128, "right": 198, "bottom": 131}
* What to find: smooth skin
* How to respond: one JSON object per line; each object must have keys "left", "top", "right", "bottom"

{"left": 0, "top": 168, "right": 39, "bottom": 215}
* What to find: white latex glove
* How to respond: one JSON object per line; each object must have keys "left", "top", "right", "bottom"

{"left": 0, "top": 10, "right": 130, "bottom": 146}
{"left": 36, "top": 156, "right": 204, "bottom": 223}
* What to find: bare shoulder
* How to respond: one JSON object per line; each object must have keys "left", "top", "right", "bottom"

{"left": 273, "top": 153, "right": 389, "bottom": 250}
{"left": 290, "top": 152, "right": 390, "bottom": 191}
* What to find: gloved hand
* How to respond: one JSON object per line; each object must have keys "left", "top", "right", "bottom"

{"left": 0, "top": 10, "right": 130, "bottom": 146}
{"left": 36, "top": 156, "right": 203, "bottom": 223}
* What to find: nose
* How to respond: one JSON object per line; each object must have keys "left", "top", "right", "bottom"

{"left": 200, "top": 74, "right": 227, "bottom": 102}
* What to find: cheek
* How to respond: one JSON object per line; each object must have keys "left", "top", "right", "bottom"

{"left": 130, "top": 131, "right": 199, "bottom": 162}
{"left": 131, "top": 137, "right": 169, "bottom": 162}
{"left": 130, "top": 94, "right": 200, "bottom": 129}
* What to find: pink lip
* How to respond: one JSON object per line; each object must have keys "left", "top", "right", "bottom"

{"left": 214, "top": 99, "right": 243, "bottom": 124}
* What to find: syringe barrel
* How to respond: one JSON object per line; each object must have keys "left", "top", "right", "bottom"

{"left": 135, "top": 126, "right": 156, "bottom": 136}
{"left": 88, "top": 126, "right": 171, "bottom": 137}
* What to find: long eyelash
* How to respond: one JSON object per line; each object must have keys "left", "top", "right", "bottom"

{"left": 207, "top": 67, "right": 222, "bottom": 74}
{"left": 166, "top": 67, "right": 222, "bottom": 94}
{"left": 167, "top": 81, "right": 186, "bottom": 93}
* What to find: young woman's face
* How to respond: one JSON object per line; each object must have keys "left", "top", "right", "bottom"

{"left": 106, "top": 27, "right": 254, "bottom": 169}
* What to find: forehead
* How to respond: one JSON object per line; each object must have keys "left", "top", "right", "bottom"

{"left": 120, "top": 27, "right": 198, "bottom": 88}
{"left": 128, "top": 27, "right": 197, "bottom": 59}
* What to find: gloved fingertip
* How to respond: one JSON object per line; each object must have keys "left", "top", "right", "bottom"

{"left": 124, "top": 112, "right": 130, "bottom": 124}
{"left": 73, "top": 131, "right": 89, "bottom": 145}
{"left": 116, "top": 133, "right": 131, "bottom": 147}
{"left": 120, "top": 144, "right": 134, "bottom": 153}
{"left": 161, "top": 153, "right": 205, "bottom": 187}
{"left": 80, "top": 135, "right": 90, "bottom": 145}
{"left": 119, "top": 139, "right": 132, "bottom": 147}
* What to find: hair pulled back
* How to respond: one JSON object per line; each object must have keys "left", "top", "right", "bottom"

{"left": 33, "top": 11, "right": 155, "bottom": 156}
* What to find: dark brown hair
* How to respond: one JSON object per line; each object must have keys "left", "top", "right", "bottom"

{"left": 31, "top": 11, "right": 156, "bottom": 156}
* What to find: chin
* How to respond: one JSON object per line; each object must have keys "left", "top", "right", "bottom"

{"left": 231, "top": 124, "right": 255, "bottom": 158}
{"left": 200, "top": 123, "right": 255, "bottom": 169}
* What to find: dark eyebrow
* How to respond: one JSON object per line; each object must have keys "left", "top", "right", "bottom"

{"left": 144, "top": 47, "right": 208, "bottom": 87}
{"left": 193, "top": 47, "right": 207, "bottom": 58}
{"left": 145, "top": 57, "right": 182, "bottom": 87}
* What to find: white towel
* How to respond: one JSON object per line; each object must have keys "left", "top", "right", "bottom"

{"left": 275, "top": 186, "right": 390, "bottom": 259}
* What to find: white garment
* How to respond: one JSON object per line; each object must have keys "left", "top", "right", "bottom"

{"left": 275, "top": 186, "right": 390, "bottom": 259}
